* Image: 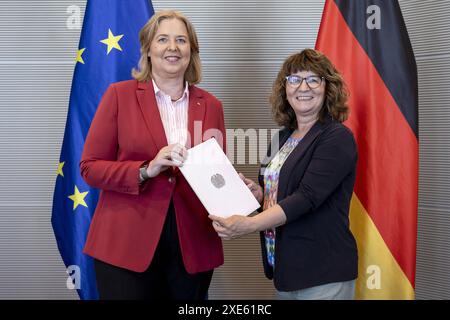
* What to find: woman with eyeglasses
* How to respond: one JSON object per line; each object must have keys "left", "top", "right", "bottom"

{"left": 209, "top": 49, "right": 358, "bottom": 300}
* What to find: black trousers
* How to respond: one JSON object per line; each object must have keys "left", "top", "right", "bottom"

{"left": 94, "top": 201, "right": 213, "bottom": 300}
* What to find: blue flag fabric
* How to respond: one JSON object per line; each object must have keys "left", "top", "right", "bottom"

{"left": 51, "top": 0, "right": 154, "bottom": 300}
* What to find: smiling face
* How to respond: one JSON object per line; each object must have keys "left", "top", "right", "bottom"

{"left": 148, "top": 18, "right": 191, "bottom": 80}
{"left": 285, "top": 70, "right": 325, "bottom": 120}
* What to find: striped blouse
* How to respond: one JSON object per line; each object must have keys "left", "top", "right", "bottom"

{"left": 152, "top": 79, "right": 189, "bottom": 146}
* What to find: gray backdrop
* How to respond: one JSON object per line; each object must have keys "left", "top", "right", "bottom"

{"left": 0, "top": 0, "right": 448, "bottom": 299}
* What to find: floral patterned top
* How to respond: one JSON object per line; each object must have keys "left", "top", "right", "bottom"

{"left": 263, "top": 135, "right": 301, "bottom": 267}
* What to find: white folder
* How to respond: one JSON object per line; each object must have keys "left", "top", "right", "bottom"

{"left": 179, "top": 138, "right": 261, "bottom": 218}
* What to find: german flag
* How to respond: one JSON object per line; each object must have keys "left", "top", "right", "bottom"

{"left": 316, "top": 0, "right": 418, "bottom": 299}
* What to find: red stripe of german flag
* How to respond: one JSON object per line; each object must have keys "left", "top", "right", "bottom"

{"left": 316, "top": 0, "right": 418, "bottom": 299}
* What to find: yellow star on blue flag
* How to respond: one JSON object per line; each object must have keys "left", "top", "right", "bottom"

{"left": 57, "top": 161, "right": 65, "bottom": 177}
{"left": 76, "top": 48, "right": 86, "bottom": 64}
{"left": 100, "top": 29, "right": 124, "bottom": 54}
{"left": 68, "top": 185, "right": 89, "bottom": 210}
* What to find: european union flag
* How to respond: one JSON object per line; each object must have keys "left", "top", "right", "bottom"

{"left": 51, "top": 0, "right": 154, "bottom": 300}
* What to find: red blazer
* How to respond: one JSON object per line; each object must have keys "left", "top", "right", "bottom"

{"left": 80, "top": 80, "right": 226, "bottom": 273}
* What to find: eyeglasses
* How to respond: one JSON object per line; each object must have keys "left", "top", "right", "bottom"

{"left": 285, "top": 75, "right": 324, "bottom": 89}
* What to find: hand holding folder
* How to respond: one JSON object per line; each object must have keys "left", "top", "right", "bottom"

{"left": 179, "top": 138, "right": 261, "bottom": 218}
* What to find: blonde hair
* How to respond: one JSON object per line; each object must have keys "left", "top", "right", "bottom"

{"left": 270, "top": 49, "right": 349, "bottom": 129}
{"left": 132, "top": 10, "right": 202, "bottom": 84}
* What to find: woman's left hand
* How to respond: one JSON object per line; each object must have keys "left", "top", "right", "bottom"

{"left": 208, "top": 214, "right": 256, "bottom": 240}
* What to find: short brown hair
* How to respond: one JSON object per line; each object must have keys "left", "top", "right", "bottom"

{"left": 132, "top": 10, "right": 202, "bottom": 84}
{"left": 270, "top": 48, "right": 349, "bottom": 129}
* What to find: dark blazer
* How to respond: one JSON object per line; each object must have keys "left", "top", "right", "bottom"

{"left": 258, "top": 117, "right": 358, "bottom": 291}
{"left": 80, "top": 79, "right": 226, "bottom": 273}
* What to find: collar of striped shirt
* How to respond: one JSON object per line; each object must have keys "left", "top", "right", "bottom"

{"left": 152, "top": 79, "right": 189, "bottom": 103}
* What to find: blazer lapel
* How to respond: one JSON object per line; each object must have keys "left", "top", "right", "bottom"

{"left": 187, "top": 86, "right": 206, "bottom": 148}
{"left": 277, "top": 117, "right": 332, "bottom": 198}
{"left": 258, "top": 128, "right": 292, "bottom": 186}
{"left": 261, "top": 128, "right": 292, "bottom": 169}
{"left": 136, "top": 81, "right": 168, "bottom": 151}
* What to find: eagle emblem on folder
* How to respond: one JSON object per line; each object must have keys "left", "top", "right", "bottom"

{"left": 211, "top": 173, "right": 225, "bottom": 189}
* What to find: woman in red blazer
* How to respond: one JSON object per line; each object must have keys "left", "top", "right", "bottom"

{"left": 80, "top": 10, "right": 226, "bottom": 300}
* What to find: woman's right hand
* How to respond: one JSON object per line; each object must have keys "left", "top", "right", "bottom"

{"left": 239, "top": 173, "right": 263, "bottom": 204}
{"left": 146, "top": 143, "right": 187, "bottom": 178}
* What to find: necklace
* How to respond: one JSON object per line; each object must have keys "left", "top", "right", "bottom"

{"left": 171, "top": 91, "right": 183, "bottom": 102}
